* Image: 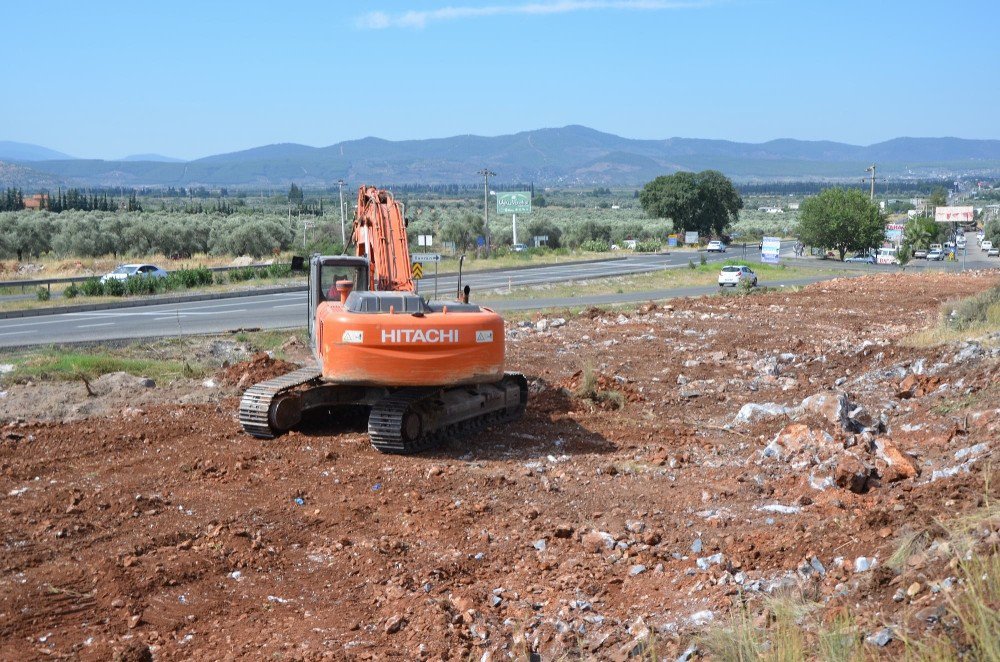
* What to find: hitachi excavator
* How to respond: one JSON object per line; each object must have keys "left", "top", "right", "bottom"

{"left": 238, "top": 185, "right": 528, "bottom": 453}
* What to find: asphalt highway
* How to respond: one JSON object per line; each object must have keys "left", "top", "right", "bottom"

{"left": 0, "top": 245, "right": 993, "bottom": 348}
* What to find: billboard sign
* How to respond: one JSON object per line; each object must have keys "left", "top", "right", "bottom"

{"left": 667, "top": 234, "right": 678, "bottom": 247}
{"left": 885, "top": 223, "right": 905, "bottom": 244}
{"left": 684, "top": 231, "right": 699, "bottom": 245}
{"left": 497, "top": 192, "right": 532, "bottom": 215}
{"left": 934, "top": 206, "right": 974, "bottom": 223}
{"left": 761, "top": 236, "right": 781, "bottom": 264}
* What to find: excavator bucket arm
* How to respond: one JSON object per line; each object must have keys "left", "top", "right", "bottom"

{"left": 353, "top": 185, "right": 414, "bottom": 292}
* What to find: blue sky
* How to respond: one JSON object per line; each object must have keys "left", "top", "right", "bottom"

{"left": 4, "top": 0, "right": 998, "bottom": 160}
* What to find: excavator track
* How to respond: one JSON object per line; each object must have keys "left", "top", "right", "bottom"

{"left": 369, "top": 372, "right": 528, "bottom": 454}
{"left": 238, "top": 366, "right": 323, "bottom": 439}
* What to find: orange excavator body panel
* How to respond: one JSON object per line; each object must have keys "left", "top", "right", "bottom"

{"left": 316, "top": 301, "right": 504, "bottom": 386}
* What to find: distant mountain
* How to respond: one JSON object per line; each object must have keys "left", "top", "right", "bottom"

{"left": 0, "top": 161, "right": 62, "bottom": 189}
{"left": 120, "top": 153, "right": 185, "bottom": 163}
{"left": 0, "top": 141, "right": 74, "bottom": 162}
{"left": 6, "top": 126, "right": 1000, "bottom": 188}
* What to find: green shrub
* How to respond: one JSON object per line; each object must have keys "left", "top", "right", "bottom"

{"left": 124, "top": 275, "right": 163, "bottom": 296}
{"left": 580, "top": 239, "right": 610, "bottom": 252}
{"left": 163, "top": 267, "right": 213, "bottom": 290}
{"left": 229, "top": 266, "right": 257, "bottom": 282}
{"left": 36, "top": 286, "right": 51, "bottom": 301}
{"left": 636, "top": 240, "right": 661, "bottom": 253}
{"left": 262, "top": 263, "right": 291, "bottom": 279}
{"left": 688, "top": 259, "right": 696, "bottom": 269}
{"left": 102, "top": 278, "right": 126, "bottom": 297}
{"left": 700, "top": 253, "right": 708, "bottom": 265}
{"left": 63, "top": 283, "right": 80, "bottom": 299}
{"left": 81, "top": 278, "right": 103, "bottom": 297}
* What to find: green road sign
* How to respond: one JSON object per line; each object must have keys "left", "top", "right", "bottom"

{"left": 497, "top": 191, "right": 531, "bottom": 215}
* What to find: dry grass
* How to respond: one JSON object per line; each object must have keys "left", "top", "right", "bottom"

{"left": 700, "top": 473, "right": 1000, "bottom": 662}
{"left": 572, "top": 365, "right": 626, "bottom": 410}
{"left": 907, "top": 284, "right": 1000, "bottom": 348}
{"left": 699, "top": 595, "right": 862, "bottom": 662}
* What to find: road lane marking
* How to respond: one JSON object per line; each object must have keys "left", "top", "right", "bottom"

{"left": 273, "top": 303, "right": 305, "bottom": 309}
{"left": 0, "top": 315, "right": 107, "bottom": 329}
{"left": 76, "top": 322, "right": 116, "bottom": 328}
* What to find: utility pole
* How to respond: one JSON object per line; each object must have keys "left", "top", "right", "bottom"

{"left": 478, "top": 169, "right": 495, "bottom": 253}
{"left": 866, "top": 164, "right": 876, "bottom": 201}
{"left": 337, "top": 179, "right": 346, "bottom": 247}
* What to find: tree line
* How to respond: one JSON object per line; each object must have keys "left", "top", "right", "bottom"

{"left": 0, "top": 211, "right": 294, "bottom": 261}
{"left": 1, "top": 189, "right": 25, "bottom": 211}
{"left": 45, "top": 188, "right": 143, "bottom": 213}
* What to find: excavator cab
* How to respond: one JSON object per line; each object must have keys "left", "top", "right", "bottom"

{"left": 308, "top": 256, "right": 369, "bottom": 360}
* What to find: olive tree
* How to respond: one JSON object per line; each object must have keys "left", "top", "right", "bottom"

{"left": 639, "top": 170, "right": 743, "bottom": 237}
{"left": 209, "top": 215, "right": 292, "bottom": 258}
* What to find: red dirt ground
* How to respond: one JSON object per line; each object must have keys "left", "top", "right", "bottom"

{"left": 1, "top": 271, "right": 998, "bottom": 660}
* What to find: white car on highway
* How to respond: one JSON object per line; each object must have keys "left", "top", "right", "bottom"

{"left": 100, "top": 264, "right": 168, "bottom": 284}
{"left": 718, "top": 265, "right": 757, "bottom": 287}
{"left": 706, "top": 240, "right": 727, "bottom": 253}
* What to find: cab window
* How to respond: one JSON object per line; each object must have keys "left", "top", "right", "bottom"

{"left": 320, "top": 265, "right": 363, "bottom": 301}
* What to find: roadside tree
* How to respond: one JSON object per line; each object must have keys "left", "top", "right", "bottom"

{"left": 903, "top": 215, "right": 942, "bottom": 250}
{"left": 927, "top": 186, "right": 948, "bottom": 211}
{"left": 1, "top": 212, "right": 54, "bottom": 261}
{"left": 208, "top": 215, "right": 292, "bottom": 258}
{"left": 798, "top": 188, "right": 885, "bottom": 261}
{"left": 524, "top": 218, "right": 561, "bottom": 249}
{"left": 440, "top": 214, "right": 483, "bottom": 253}
{"left": 639, "top": 170, "right": 742, "bottom": 237}
{"left": 985, "top": 216, "right": 1000, "bottom": 245}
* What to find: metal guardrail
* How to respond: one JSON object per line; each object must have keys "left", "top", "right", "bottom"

{"left": 0, "top": 263, "right": 292, "bottom": 293}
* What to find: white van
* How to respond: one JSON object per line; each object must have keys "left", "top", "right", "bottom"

{"left": 876, "top": 247, "right": 899, "bottom": 265}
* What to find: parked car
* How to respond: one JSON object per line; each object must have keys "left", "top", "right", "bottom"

{"left": 512, "top": 243, "right": 528, "bottom": 252}
{"left": 844, "top": 253, "right": 875, "bottom": 264}
{"left": 718, "top": 265, "right": 757, "bottom": 287}
{"left": 100, "top": 264, "right": 167, "bottom": 283}
{"left": 989, "top": 247, "right": 1000, "bottom": 257}
{"left": 982, "top": 241, "right": 994, "bottom": 252}
{"left": 926, "top": 249, "right": 944, "bottom": 261}
{"left": 912, "top": 248, "right": 928, "bottom": 259}
{"left": 706, "top": 240, "right": 727, "bottom": 253}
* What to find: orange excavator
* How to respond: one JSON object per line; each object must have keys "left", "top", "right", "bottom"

{"left": 238, "top": 185, "right": 527, "bottom": 453}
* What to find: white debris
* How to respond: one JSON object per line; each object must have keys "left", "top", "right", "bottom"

{"left": 696, "top": 553, "right": 725, "bottom": 570}
{"left": 866, "top": 627, "right": 893, "bottom": 647}
{"left": 954, "top": 443, "right": 988, "bottom": 461}
{"left": 854, "top": 557, "right": 875, "bottom": 573}
{"left": 0, "top": 364, "right": 14, "bottom": 374}
{"left": 202, "top": 378, "right": 217, "bottom": 388}
{"left": 757, "top": 504, "right": 802, "bottom": 514}
{"left": 688, "top": 610, "right": 715, "bottom": 626}
{"left": 733, "top": 402, "right": 793, "bottom": 425}
{"left": 267, "top": 595, "right": 291, "bottom": 604}
{"left": 9, "top": 487, "right": 29, "bottom": 497}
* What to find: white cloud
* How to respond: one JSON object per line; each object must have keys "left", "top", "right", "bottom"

{"left": 356, "top": 1, "right": 710, "bottom": 30}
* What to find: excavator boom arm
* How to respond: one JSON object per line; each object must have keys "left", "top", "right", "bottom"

{"left": 353, "top": 186, "right": 414, "bottom": 292}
